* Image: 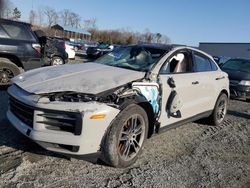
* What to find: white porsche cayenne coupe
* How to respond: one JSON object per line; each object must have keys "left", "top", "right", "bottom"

{"left": 7, "top": 44, "right": 229, "bottom": 167}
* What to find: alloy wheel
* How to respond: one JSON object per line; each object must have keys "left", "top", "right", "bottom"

{"left": 216, "top": 99, "right": 227, "bottom": 123}
{"left": 52, "top": 58, "right": 63, "bottom": 66}
{"left": 0, "top": 68, "right": 14, "bottom": 84}
{"left": 118, "top": 114, "right": 146, "bottom": 161}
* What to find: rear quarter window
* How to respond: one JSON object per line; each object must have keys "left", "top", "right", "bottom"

{"left": 0, "top": 23, "right": 36, "bottom": 41}
{"left": 210, "top": 60, "right": 218, "bottom": 71}
{"left": 193, "top": 53, "right": 213, "bottom": 72}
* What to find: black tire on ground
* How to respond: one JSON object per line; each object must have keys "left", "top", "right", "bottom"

{"left": 101, "top": 104, "right": 149, "bottom": 168}
{"left": 51, "top": 56, "right": 64, "bottom": 66}
{"left": 208, "top": 93, "right": 228, "bottom": 126}
{"left": 246, "top": 99, "right": 250, "bottom": 103}
{"left": 0, "top": 58, "right": 21, "bottom": 86}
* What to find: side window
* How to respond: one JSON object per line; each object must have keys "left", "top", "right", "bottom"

{"left": 0, "top": 25, "right": 9, "bottom": 38}
{"left": 1, "top": 23, "right": 35, "bottom": 41}
{"left": 160, "top": 52, "right": 192, "bottom": 74}
{"left": 193, "top": 53, "right": 212, "bottom": 72}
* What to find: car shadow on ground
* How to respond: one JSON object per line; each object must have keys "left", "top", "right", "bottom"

{"left": 227, "top": 110, "right": 250, "bottom": 120}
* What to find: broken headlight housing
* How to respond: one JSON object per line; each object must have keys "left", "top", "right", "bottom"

{"left": 48, "top": 92, "right": 117, "bottom": 103}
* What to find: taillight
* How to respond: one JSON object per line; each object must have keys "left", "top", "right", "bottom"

{"left": 32, "top": 43, "right": 41, "bottom": 54}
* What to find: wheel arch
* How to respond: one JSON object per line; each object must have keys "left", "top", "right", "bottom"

{"left": 0, "top": 54, "right": 24, "bottom": 68}
{"left": 118, "top": 97, "right": 156, "bottom": 139}
{"left": 220, "top": 89, "right": 229, "bottom": 99}
{"left": 137, "top": 102, "right": 155, "bottom": 138}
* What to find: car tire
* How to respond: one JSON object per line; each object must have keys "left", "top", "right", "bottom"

{"left": 0, "top": 58, "right": 21, "bottom": 86}
{"left": 101, "top": 104, "right": 149, "bottom": 168}
{"left": 51, "top": 56, "right": 64, "bottom": 66}
{"left": 209, "top": 93, "right": 228, "bottom": 126}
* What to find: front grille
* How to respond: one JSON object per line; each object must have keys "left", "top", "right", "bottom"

{"left": 37, "top": 112, "right": 82, "bottom": 135}
{"left": 9, "top": 96, "right": 34, "bottom": 128}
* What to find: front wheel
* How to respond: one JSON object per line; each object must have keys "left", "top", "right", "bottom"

{"left": 101, "top": 104, "right": 148, "bottom": 168}
{"left": 209, "top": 93, "right": 228, "bottom": 126}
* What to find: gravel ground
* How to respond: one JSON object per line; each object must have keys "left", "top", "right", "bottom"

{"left": 0, "top": 88, "right": 250, "bottom": 187}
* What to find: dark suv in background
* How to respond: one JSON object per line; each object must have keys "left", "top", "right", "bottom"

{"left": 35, "top": 31, "right": 68, "bottom": 66}
{"left": 0, "top": 19, "right": 68, "bottom": 86}
{"left": 0, "top": 19, "right": 43, "bottom": 85}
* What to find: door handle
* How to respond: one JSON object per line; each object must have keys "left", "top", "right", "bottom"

{"left": 215, "top": 76, "right": 225, "bottom": 80}
{"left": 192, "top": 81, "right": 199, "bottom": 85}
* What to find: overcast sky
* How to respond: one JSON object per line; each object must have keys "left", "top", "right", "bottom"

{"left": 11, "top": 0, "right": 250, "bottom": 46}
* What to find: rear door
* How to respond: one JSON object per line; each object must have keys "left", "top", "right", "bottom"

{"left": 192, "top": 51, "right": 222, "bottom": 111}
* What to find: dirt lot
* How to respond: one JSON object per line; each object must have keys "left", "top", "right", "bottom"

{"left": 0, "top": 67, "right": 250, "bottom": 187}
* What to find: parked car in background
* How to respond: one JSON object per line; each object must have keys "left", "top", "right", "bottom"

{"left": 72, "top": 40, "right": 99, "bottom": 52}
{"left": 213, "top": 56, "right": 231, "bottom": 67}
{"left": 0, "top": 19, "right": 43, "bottom": 85}
{"left": 86, "top": 43, "right": 118, "bottom": 59}
{"left": 65, "top": 42, "right": 76, "bottom": 59}
{"left": 7, "top": 44, "right": 229, "bottom": 167}
{"left": 221, "top": 58, "right": 250, "bottom": 102}
{"left": 35, "top": 33, "right": 69, "bottom": 66}
{"left": 67, "top": 40, "right": 85, "bottom": 52}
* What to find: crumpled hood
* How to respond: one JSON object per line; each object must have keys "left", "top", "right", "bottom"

{"left": 12, "top": 63, "right": 145, "bottom": 95}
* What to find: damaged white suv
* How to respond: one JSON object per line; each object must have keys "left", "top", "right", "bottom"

{"left": 7, "top": 44, "right": 229, "bottom": 167}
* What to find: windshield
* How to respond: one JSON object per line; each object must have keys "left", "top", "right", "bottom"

{"left": 95, "top": 46, "right": 167, "bottom": 72}
{"left": 222, "top": 59, "right": 250, "bottom": 73}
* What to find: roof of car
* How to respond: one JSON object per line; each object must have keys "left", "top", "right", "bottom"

{"left": 0, "top": 18, "right": 31, "bottom": 26}
{"left": 136, "top": 43, "right": 186, "bottom": 51}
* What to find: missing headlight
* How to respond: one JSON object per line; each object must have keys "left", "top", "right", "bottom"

{"left": 48, "top": 92, "right": 118, "bottom": 103}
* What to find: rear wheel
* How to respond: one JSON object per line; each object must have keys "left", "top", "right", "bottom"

{"left": 101, "top": 104, "right": 148, "bottom": 168}
{"left": 209, "top": 93, "right": 228, "bottom": 126}
{"left": 0, "top": 58, "right": 21, "bottom": 86}
{"left": 51, "top": 56, "right": 64, "bottom": 66}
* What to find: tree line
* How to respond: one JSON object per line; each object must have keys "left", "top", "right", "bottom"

{"left": 0, "top": 0, "right": 171, "bottom": 44}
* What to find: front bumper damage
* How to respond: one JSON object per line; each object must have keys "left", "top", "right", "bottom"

{"left": 7, "top": 85, "right": 120, "bottom": 156}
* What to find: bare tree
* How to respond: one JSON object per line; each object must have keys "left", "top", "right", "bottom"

{"left": 156, "top": 33, "right": 162, "bottom": 43}
{"left": 69, "top": 12, "right": 81, "bottom": 28}
{"left": 84, "top": 18, "right": 97, "bottom": 31}
{"left": 160, "top": 35, "right": 171, "bottom": 44}
{"left": 61, "top": 9, "right": 71, "bottom": 26}
{"left": 43, "top": 6, "right": 59, "bottom": 27}
{"left": 37, "top": 8, "right": 44, "bottom": 26}
{"left": 0, "top": 0, "right": 4, "bottom": 18}
{"left": 29, "top": 10, "right": 36, "bottom": 25}
{"left": 0, "top": 0, "right": 13, "bottom": 19}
